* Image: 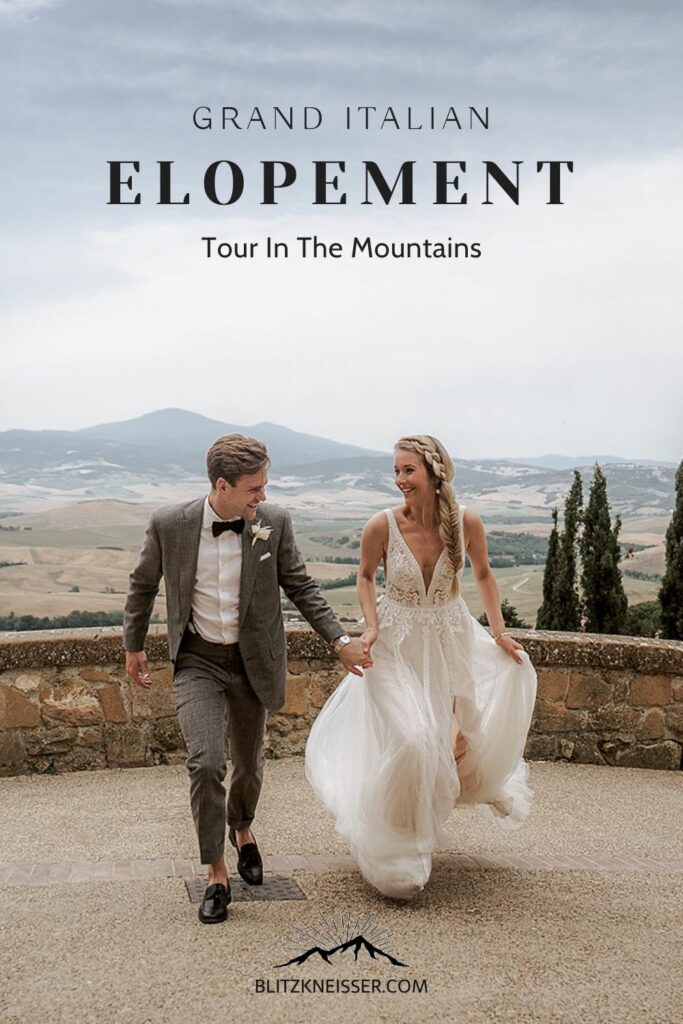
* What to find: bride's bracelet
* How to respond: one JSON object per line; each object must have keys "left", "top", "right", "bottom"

{"left": 493, "top": 629, "right": 510, "bottom": 642}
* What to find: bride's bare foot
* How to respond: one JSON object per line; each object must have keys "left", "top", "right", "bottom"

{"left": 454, "top": 730, "right": 468, "bottom": 764}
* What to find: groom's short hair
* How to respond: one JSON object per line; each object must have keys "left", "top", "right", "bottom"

{"left": 206, "top": 434, "right": 270, "bottom": 486}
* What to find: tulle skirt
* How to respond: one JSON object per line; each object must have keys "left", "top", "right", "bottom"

{"left": 305, "top": 597, "right": 537, "bottom": 899}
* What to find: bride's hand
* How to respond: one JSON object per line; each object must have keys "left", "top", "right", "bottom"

{"left": 495, "top": 633, "right": 524, "bottom": 665}
{"left": 361, "top": 627, "right": 378, "bottom": 656}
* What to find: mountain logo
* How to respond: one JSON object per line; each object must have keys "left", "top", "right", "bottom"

{"left": 273, "top": 912, "right": 408, "bottom": 969}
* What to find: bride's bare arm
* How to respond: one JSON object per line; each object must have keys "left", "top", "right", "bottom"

{"left": 464, "top": 508, "right": 524, "bottom": 664}
{"left": 357, "top": 513, "right": 388, "bottom": 652}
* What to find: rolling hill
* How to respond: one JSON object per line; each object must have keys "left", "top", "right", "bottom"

{"left": 0, "top": 409, "right": 678, "bottom": 519}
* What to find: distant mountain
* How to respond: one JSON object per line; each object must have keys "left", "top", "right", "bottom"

{"left": 0, "top": 409, "right": 677, "bottom": 518}
{"left": 0, "top": 409, "right": 386, "bottom": 488}
{"left": 508, "top": 454, "right": 677, "bottom": 471}
{"left": 78, "top": 409, "right": 385, "bottom": 467}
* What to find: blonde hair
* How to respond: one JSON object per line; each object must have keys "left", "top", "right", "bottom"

{"left": 394, "top": 434, "right": 463, "bottom": 594}
{"left": 206, "top": 434, "right": 270, "bottom": 486}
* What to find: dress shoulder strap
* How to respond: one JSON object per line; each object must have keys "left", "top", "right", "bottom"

{"left": 384, "top": 508, "right": 399, "bottom": 542}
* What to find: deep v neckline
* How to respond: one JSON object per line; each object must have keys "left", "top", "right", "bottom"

{"left": 390, "top": 509, "right": 446, "bottom": 598}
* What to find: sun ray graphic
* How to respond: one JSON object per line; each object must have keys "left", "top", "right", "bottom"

{"left": 277, "top": 912, "right": 392, "bottom": 959}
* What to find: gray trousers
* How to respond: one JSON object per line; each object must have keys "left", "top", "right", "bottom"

{"left": 172, "top": 630, "right": 267, "bottom": 865}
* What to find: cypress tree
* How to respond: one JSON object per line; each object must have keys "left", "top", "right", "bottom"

{"left": 555, "top": 469, "right": 583, "bottom": 630}
{"left": 580, "top": 464, "right": 628, "bottom": 634}
{"left": 659, "top": 459, "right": 683, "bottom": 640}
{"left": 537, "top": 507, "right": 560, "bottom": 629}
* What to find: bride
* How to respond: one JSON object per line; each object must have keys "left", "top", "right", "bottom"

{"left": 305, "top": 434, "right": 537, "bottom": 900}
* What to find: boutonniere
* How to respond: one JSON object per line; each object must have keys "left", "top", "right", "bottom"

{"left": 251, "top": 520, "right": 273, "bottom": 548}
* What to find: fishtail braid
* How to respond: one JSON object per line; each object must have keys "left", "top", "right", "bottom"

{"left": 395, "top": 434, "right": 463, "bottom": 595}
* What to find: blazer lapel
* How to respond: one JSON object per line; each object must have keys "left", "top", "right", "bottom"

{"left": 239, "top": 509, "right": 268, "bottom": 626}
{"left": 176, "top": 498, "right": 204, "bottom": 609}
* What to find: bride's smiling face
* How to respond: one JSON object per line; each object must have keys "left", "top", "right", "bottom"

{"left": 394, "top": 449, "right": 431, "bottom": 504}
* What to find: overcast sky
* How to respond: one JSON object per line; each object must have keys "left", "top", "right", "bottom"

{"left": 1, "top": 0, "right": 682, "bottom": 461}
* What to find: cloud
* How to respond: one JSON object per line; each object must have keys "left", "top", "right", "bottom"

{"left": 0, "top": 0, "right": 63, "bottom": 19}
{"left": 1, "top": 3, "right": 680, "bottom": 461}
{"left": 2, "top": 152, "right": 681, "bottom": 461}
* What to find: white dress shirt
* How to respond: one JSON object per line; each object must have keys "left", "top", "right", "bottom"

{"left": 190, "top": 496, "right": 242, "bottom": 644}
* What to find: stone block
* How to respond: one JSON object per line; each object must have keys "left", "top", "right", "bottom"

{"left": 99, "top": 683, "right": 128, "bottom": 723}
{"left": 0, "top": 684, "right": 40, "bottom": 728}
{"left": 629, "top": 675, "right": 672, "bottom": 707}
{"left": 310, "top": 674, "right": 338, "bottom": 710}
{"left": 104, "top": 724, "right": 151, "bottom": 767}
{"left": 266, "top": 714, "right": 293, "bottom": 736}
{"left": 673, "top": 678, "right": 683, "bottom": 702}
{"left": 635, "top": 709, "right": 665, "bottom": 742}
{"left": 536, "top": 669, "right": 568, "bottom": 702}
{"left": 152, "top": 717, "right": 185, "bottom": 752}
{"left": 531, "top": 700, "right": 583, "bottom": 734}
{"left": 13, "top": 673, "right": 42, "bottom": 694}
{"left": 281, "top": 675, "right": 309, "bottom": 717}
{"left": 523, "top": 734, "right": 558, "bottom": 760}
{"left": 24, "top": 726, "right": 76, "bottom": 755}
{"left": 566, "top": 672, "right": 612, "bottom": 710}
{"left": 597, "top": 737, "right": 632, "bottom": 766}
{"left": 79, "top": 669, "right": 111, "bottom": 683}
{"left": 150, "top": 666, "right": 173, "bottom": 685}
{"left": 615, "top": 742, "right": 681, "bottom": 771}
{"left": 162, "top": 752, "right": 187, "bottom": 766}
{"left": 310, "top": 659, "right": 342, "bottom": 675}
{"left": 587, "top": 704, "right": 640, "bottom": 733}
{"left": 129, "top": 668, "right": 175, "bottom": 720}
{"left": 48, "top": 748, "right": 107, "bottom": 773}
{"left": 0, "top": 731, "right": 27, "bottom": 774}
{"left": 40, "top": 680, "right": 103, "bottom": 726}
{"left": 268, "top": 729, "right": 308, "bottom": 757}
{"left": 664, "top": 705, "right": 683, "bottom": 739}
{"left": 76, "top": 727, "right": 104, "bottom": 748}
{"left": 287, "top": 730, "right": 309, "bottom": 755}
{"left": 572, "top": 736, "right": 606, "bottom": 765}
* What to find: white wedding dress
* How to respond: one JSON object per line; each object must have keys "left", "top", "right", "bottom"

{"left": 305, "top": 507, "right": 537, "bottom": 900}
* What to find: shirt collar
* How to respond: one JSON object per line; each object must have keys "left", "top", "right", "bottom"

{"left": 203, "top": 495, "right": 242, "bottom": 529}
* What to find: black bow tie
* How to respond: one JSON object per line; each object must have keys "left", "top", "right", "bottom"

{"left": 212, "top": 518, "right": 245, "bottom": 538}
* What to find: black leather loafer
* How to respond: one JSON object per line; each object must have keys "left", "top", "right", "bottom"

{"left": 198, "top": 881, "right": 231, "bottom": 924}
{"left": 229, "top": 827, "right": 263, "bottom": 886}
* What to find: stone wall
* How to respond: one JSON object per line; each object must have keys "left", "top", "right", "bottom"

{"left": 0, "top": 626, "right": 681, "bottom": 776}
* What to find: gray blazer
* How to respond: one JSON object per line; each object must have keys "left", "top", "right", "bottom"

{"left": 123, "top": 498, "right": 345, "bottom": 710}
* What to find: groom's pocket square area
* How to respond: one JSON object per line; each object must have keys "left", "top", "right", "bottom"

{"left": 259, "top": 552, "right": 271, "bottom": 562}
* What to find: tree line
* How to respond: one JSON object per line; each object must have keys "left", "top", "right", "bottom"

{"left": 536, "top": 461, "right": 683, "bottom": 639}
{"left": 0, "top": 610, "right": 125, "bottom": 631}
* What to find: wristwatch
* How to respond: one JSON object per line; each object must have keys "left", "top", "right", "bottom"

{"left": 331, "top": 634, "right": 352, "bottom": 654}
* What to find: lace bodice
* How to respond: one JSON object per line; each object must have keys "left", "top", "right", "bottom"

{"left": 384, "top": 507, "right": 464, "bottom": 606}
{"left": 378, "top": 507, "right": 468, "bottom": 643}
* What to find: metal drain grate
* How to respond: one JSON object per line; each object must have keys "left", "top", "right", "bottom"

{"left": 185, "top": 875, "right": 307, "bottom": 904}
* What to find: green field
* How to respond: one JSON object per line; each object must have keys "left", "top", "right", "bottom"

{"left": 0, "top": 501, "right": 666, "bottom": 626}
{"left": 286, "top": 566, "right": 661, "bottom": 629}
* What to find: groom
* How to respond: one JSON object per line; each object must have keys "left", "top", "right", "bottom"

{"left": 123, "top": 433, "right": 369, "bottom": 923}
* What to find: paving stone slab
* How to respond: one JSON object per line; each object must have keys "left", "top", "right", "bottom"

{"left": 184, "top": 875, "right": 307, "bottom": 904}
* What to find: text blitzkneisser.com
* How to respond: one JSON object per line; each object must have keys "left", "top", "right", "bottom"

{"left": 254, "top": 977, "right": 429, "bottom": 994}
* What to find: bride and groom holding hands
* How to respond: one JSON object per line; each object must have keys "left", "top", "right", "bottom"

{"left": 123, "top": 433, "right": 537, "bottom": 923}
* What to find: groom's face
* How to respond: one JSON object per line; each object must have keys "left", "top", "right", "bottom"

{"left": 212, "top": 468, "right": 268, "bottom": 521}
